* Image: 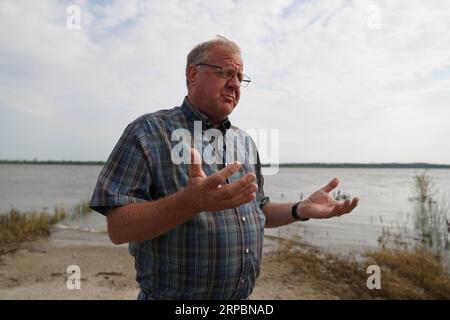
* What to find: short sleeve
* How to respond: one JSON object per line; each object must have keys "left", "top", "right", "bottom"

{"left": 255, "top": 151, "right": 271, "bottom": 210}
{"left": 90, "top": 120, "right": 153, "bottom": 215}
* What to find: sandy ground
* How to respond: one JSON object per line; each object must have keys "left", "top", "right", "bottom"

{"left": 0, "top": 229, "right": 337, "bottom": 300}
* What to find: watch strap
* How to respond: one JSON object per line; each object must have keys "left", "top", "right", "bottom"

{"left": 292, "top": 201, "right": 309, "bottom": 221}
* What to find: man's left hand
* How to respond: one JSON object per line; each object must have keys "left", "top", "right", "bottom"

{"left": 299, "top": 177, "right": 359, "bottom": 219}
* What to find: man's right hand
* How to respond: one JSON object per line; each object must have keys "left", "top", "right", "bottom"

{"left": 106, "top": 148, "right": 259, "bottom": 244}
{"left": 184, "top": 148, "right": 258, "bottom": 212}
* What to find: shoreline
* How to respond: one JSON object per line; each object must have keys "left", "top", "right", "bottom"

{"left": 0, "top": 228, "right": 338, "bottom": 300}
{"left": 2, "top": 227, "right": 449, "bottom": 300}
{"left": 2, "top": 161, "right": 450, "bottom": 169}
{"left": 0, "top": 229, "right": 137, "bottom": 300}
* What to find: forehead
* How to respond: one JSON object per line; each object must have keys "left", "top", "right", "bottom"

{"left": 208, "top": 45, "right": 243, "bottom": 69}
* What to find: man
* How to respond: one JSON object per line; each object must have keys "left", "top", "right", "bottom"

{"left": 90, "top": 36, "right": 359, "bottom": 300}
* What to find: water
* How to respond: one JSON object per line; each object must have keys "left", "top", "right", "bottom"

{"left": 0, "top": 164, "right": 101, "bottom": 212}
{"left": 1, "top": 164, "right": 449, "bottom": 253}
{"left": 264, "top": 168, "right": 450, "bottom": 252}
{"left": 0, "top": 164, "right": 107, "bottom": 233}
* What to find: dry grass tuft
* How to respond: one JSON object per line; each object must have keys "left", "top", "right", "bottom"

{"left": 270, "top": 240, "right": 450, "bottom": 299}
{"left": 0, "top": 207, "right": 66, "bottom": 253}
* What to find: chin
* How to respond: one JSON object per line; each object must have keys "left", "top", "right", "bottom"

{"left": 208, "top": 101, "right": 235, "bottom": 122}
{"left": 223, "top": 100, "right": 236, "bottom": 110}
{"left": 221, "top": 104, "right": 235, "bottom": 117}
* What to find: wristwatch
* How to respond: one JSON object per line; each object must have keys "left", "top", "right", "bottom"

{"left": 291, "top": 201, "right": 310, "bottom": 221}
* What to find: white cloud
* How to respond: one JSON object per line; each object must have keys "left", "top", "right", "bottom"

{"left": 0, "top": 0, "right": 449, "bottom": 163}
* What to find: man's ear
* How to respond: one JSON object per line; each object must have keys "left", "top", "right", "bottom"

{"left": 187, "top": 64, "right": 197, "bottom": 86}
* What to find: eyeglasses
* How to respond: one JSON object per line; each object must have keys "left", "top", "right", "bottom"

{"left": 195, "top": 63, "right": 251, "bottom": 87}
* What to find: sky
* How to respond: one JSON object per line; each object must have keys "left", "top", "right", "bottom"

{"left": 1, "top": 0, "right": 449, "bottom": 164}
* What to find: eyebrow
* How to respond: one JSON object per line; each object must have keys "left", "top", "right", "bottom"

{"left": 223, "top": 64, "right": 244, "bottom": 72}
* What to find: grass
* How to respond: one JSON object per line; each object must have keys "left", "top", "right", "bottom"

{"left": 73, "top": 200, "right": 92, "bottom": 217}
{"left": 365, "top": 248, "right": 450, "bottom": 299}
{"left": 270, "top": 240, "right": 450, "bottom": 299}
{"left": 0, "top": 207, "right": 66, "bottom": 253}
{"left": 0, "top": 200, "right": 93, "bottom": 254}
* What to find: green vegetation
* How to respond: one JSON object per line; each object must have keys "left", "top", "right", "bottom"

{"left": 378, "top": 171, "right": 450, "bottom": 263}
{"left": 333, "top": 190, "right": 351, "bottom": 200}
{"left": 0, "top": 207, "right": 66, "bottom": 253}
{"left": 73, "top": 200, "right": 93, "bottom": 217}
{"left": 411, "top": 171, "right": 449, "bottom": 258}
{"left": 269, "top": 170, "right": 450, "bottom": 299}
{"left": 0, "top": 200, "right": 93, "bottom": 253}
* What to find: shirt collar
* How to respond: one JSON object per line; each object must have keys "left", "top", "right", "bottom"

{"left": 181, "top": 97, "right": 231, "bottom": 134}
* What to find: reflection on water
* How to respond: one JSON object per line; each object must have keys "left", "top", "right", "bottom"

{"left": 1, "top": 165, "right": 449, "bottom": 252}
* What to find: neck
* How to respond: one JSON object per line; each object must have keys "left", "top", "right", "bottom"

{"left": 186, "top": 96, "right": 225, "bottom": 127}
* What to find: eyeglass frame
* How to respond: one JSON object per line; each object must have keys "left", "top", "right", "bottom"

{"left": 195, "top": 63, "right": 251, "bottom": 87}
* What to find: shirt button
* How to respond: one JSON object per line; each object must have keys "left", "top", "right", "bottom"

{"left": 242, "top": 217, "right": 246, "bottom": 222}
{"left": 245, "top": 248, "right": 249, "bottom": 254}
{"left": 241, "top": 279, "right": 245, "bottom": 284}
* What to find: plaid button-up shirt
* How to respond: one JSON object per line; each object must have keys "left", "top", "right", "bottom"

{"left": 90, "top": 97, "right": 270, "bottom": 299}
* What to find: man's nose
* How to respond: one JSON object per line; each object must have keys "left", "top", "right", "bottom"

{"left": 227, "top": 72, "right": 241, "bottom": 89}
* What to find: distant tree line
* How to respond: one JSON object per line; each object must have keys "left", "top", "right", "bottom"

{"left": 1, "top": 160, "right": 449, "bottom": 169}
{"left": 0, "top": 159, "right": 105, "bottom": 165}
{"left": 262, "top": 163, "right": 450, "bottom": 169}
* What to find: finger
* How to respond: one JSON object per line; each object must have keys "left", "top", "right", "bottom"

{"left": 217, "top": 174, "right": 256, "bottom": 199}
{"left": 342, "top": 199, "right": 352, "bottom": 213}
{"left": 322, "top": 177, "right": 339, "bottom": 193}
{"left": 221, "top": 181, "right": 258, "bottom": 201}
{"left": 332, "top": 203, "right": 345, "bottom": 216}
{"left": 218, "top": 187, "right": 256, "bottom": 209}
{"left": 205, "top": 162, "right": 242, "bottom": 188}
{"left": 344, "top": 198, "right": 351, "bottom": 208}
{"left": 234, "top": 189, "right": 257, "bottom": 206}
{"left": 188, "top": 148, "right": 204, "bottom": 178}
{"left": 337, "top": 198, "right": 358, "bottom": 216}
{"left": 333, "top": 201, "right": 348, "bottom": 216}
{"left": 342, "top": 198, "right": 358, "bottom": 213}
{"left": 348, "top": 197, "right": 359, "bottom": 211}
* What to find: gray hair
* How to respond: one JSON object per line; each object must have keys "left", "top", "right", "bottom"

{"left": 186, "top": 35, "right": 241, "bottom": 87}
